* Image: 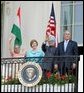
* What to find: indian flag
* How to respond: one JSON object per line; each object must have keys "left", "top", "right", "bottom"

{"left": 11, "top": 7, "right": 22, "bottom": 46}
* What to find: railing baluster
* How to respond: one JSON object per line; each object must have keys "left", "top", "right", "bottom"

{"left": 4, "top": 63, "right": 6, "bottom": 92}
{"left": 7, "top": 63, "right": 10, "bottom": 92}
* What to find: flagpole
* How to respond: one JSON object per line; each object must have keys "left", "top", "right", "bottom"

{"left": 20, "top": 3, "right": 21, "bottom": 30}
{"left": 20, "top": 3, "right": 22, "bottom": 46}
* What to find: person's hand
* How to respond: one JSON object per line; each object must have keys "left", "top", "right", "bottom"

{"left": 54, "top": 64, "right": 58, "bottom": 70}
{"left": 55, "top": 72, "right": 60, "bottom": 79}
{"left": 9, "top": 34, "right": 15, "bottom": 42}
{"left": 72, "top": 63, "right": 76, "bottom": 69}
{"left": 45, "top": 32, "right": 51, "bottom": 42}
{"left": 9, "top": 37, "right": 13, "bottom": 42}
{"left": 45, "top": 35, "right": 49, "bottom": 42}
{"left": 47, "top": 32, "right": 51, "bottom": 36}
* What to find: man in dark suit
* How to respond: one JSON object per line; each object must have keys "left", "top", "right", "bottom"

{"left": 42, "top": 35, "right": 57, "bottom": 78}
{"left": 54, "top": 31, "right": 79, "bottom": 75}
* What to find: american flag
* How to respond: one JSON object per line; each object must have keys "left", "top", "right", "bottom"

{"left": 46, "top": 3, "right": 58, "bottom": 47}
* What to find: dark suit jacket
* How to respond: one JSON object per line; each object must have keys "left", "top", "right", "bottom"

{"left": 56, "top": 40, "right": 79, "bottom": 69}
{"left": 42, "top": 43, "right": 57, "bottom": 71}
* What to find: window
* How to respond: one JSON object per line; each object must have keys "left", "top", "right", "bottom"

{"left": 60, "top": 1, "right": 83, "bottom": 46}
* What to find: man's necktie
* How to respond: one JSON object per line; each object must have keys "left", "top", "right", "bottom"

{"left": 64, "top": 41, "right": 68, "bottom": 52}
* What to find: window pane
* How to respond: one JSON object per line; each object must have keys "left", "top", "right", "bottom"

{"left": 61, "top": 5, "right": 73, "bottom": 26}
{"left": 61, "top": 1, "right": 73, "bottom": 4}
{"left": 73, "top": 26, "right": 83, "bottom": 44}
{"left": 74, "top": 5, "right": 83, "bottom": 24}
{"left": 74, "top": 1, "right": 83, "bottom": 4}
{"left": 60, "top": 26, "right": 64, "bottom": 42}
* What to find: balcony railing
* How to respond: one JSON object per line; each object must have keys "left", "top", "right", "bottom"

{"left": 1, "top": 56, "right": 80, "bottom": 92}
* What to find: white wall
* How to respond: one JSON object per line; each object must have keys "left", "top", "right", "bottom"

{"left": 78, "top": 55, "right": 83, "bottom": 92}
{"left": 1, "top": 1, "right": 61, "bottom": 57}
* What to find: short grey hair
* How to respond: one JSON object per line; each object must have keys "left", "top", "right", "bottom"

{"left": 48, "top": 35, "right": 56, "bottom": 42}
{"left": 64, "top": 30, "right": 71, "bottom": 35}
